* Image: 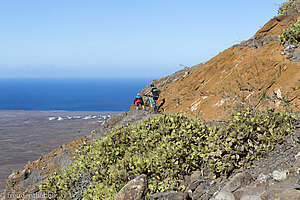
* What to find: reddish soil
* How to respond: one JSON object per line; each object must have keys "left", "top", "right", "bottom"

{"left": 159, "top": 14, "right": 300, "bottom": 121}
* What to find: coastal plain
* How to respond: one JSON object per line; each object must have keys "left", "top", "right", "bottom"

{"left": 0, "top": 110, "right": 121, "bottom": 192}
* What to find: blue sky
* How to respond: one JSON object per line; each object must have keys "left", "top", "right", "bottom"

{"left": 0, "top": 0, "right": 288, "bottom": 78}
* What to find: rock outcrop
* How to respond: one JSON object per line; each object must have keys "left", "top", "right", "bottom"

{"left": 91, "top": 110, "right": 159, "bottom": 139}
{"left": 150, "top": 191, "right": 185, "bottom": 200}
{"left": 115, "top": 174, "right": 147, "bottom": 200}
{"left": 141, "top": 62, "right": 206, "bottom": 95}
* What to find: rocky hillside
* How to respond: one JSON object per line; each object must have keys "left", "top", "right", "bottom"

{"left": 1, "top": 1, "right": 300, "bottom": 200}
{"left": 141, "top": 62, "right": 206, "bottom": 95}
{"left": 130, "top": 62, "right": 206, "bottom": 111}
{"left": 157, "top": 5, "right": 300, "bottom": 121}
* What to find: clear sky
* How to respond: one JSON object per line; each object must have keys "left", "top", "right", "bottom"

{"left": 0, "top": 0, "right": 288, "bottom": 78}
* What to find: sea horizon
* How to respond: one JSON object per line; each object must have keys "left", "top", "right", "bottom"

{"left": 0, "top": 77, "right": 155, "bottom": 111}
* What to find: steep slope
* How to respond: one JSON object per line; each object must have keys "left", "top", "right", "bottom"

{"left": 129, "top": 62, "right": 206, "bottom": 111}
{"left": 159, "top": 13, "right": 300, "bottom": 121}
{"left": 2, "top": 2, "right": 300, "bottom": 200}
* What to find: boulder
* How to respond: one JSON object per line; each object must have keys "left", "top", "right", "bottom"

{"left": 272, "top": 170, "right": 289, "bottom": 181}
{"left": 256, "top": 173, "right": 270, "bottom": 185}
{"left": 192, "top": 179, "right": 216, "bottom": 200}
{"left": 188, "top": 170, "right": 202, "bottom": 190}
{"left": 294, "top": 152, "right": 300, "bottom": 171}
{"left": 224, "top": 172, "right": 252, "bottom": 192}
{"left": 190, "top": 170, "right": 201, "bottom": 184}
{"left": 260, "top": 188, "right": 300, "bottom": 200}
{"left": 115, "top": 174, "right": 147, "bottom": 200}
{"left": 150, "top": 191, "right": 185, "bottom": 200}
{"left": 215, "top": 189, "right": 235, "bottom": 200}
{"left": 294, "top": 177, "right": 300, "bottom": 189}
{"left": 240, "top": 194, "right": 261, "bottom": 200}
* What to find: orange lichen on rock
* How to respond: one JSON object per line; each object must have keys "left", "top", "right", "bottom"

{"left": 69, "top": 137, "right": 89, "bottom": 150}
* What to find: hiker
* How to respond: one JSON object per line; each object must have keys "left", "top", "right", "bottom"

{"left": 145, "top": 84, "right": 160, "bottom": 101}
{"left": 133, "top": 93, "right": 144, "bottom": 110}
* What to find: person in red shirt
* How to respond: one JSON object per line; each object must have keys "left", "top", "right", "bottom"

{"left": 133, "top": 93, "right": 144, "bottom": 110}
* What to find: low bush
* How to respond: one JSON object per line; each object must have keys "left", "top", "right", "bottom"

{"left": 279, "top": 17, "right": 300, "bottom": 44}
{"left": 278, "top": 0, "right": 296, "bottom": 15}
{"left": 40, "top": 109, "right": 293, "bottom": 199}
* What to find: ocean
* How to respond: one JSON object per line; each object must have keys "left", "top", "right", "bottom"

{"left": 0, "top": 77, "right": 154, "bottom": 111}
{"left": 0, "top": 77, "right": 154, "bottom": 192}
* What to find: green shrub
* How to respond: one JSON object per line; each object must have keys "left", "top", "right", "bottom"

{"left": 204, "top": 109, "right": 293, "bottom": 175}
{"left": 278, "top": 0, "right": 296, "bottom": 15}
{"left": 40, "top": 109, "right": 293, "bottom": 199}
{"left": 279, "top": 18, "right": 300, "bottom": 44}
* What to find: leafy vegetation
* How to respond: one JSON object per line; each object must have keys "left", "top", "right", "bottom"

{"left": 40, "top": 109, "right": 293, "bottom": 199}
{"left": 279, "top": 17, "right": 300, "bottom": 44}
{"left": 278, "top": 0, "right": 296, "bottom": 15}
{"left": 7, "top": 180, "right": 15, "bottom": 188}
